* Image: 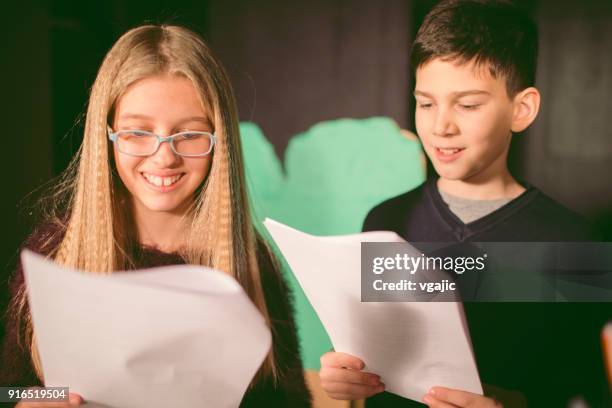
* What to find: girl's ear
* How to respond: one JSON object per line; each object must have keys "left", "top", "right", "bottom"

{"left": 511, "top": 86, "right": 541, "bottom": 132}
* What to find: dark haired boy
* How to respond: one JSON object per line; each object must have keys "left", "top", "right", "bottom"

{"left": 319, "top": 0, "right": 606, "bottom": 407}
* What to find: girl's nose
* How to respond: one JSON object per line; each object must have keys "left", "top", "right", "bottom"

{"left": 149, "top": 140, "right": 179, "bottom": 167}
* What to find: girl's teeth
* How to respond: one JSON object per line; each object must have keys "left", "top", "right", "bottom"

{"left": 143, "top": 173, "right": 182, "bottom": 187}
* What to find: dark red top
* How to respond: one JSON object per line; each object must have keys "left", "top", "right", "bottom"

{"left": 0, "top": 222, "right": 311, "bottom": 407}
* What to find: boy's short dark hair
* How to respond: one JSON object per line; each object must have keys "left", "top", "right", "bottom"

{"left": 411, "top": 0, "right": 538, "bottom": 96}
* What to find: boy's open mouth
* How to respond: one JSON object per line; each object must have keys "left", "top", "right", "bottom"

{"left": 435, "top": 147, "right": 464, "bottom": 155}
{"left": 434, "top": 147, "right": 465, "bottom": 162}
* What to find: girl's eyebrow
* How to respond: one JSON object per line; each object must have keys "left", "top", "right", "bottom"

{"left": 178, "top": 116, "right": 211, "bottom": 125}
{"left": 117, "top": 113, "right": 153, "bottom": 122}
{"left": 117, "top": 113, "right": 210, "bottom": 126}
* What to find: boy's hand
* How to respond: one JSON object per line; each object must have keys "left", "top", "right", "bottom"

{"left": 423, "top": 387, "right": 502, "bottom": 408}
{"left": 319, "top": 352, "right": 385, "bottom": 400}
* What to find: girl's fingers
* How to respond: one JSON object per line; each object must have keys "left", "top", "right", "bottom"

{"left": 326, "top": 393, "right": 355, "bottom": 400}
{"left": 328, "top": 392, "right": 388, "bottom": 401}
{"left": 320, "top": 366, "right": 381, "bottom": 386}
{"left": 320, "top": 352, "right": 365, "bottom": 370}
{"left": 16, "top": 392, "right": 82, "bottom": 407}
{"left": 323, "top": 381, "right": 385, "bottom": 399}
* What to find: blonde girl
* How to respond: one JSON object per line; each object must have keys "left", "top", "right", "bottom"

{"left": 1, "top": 24, "right": 310, "bottom": 407}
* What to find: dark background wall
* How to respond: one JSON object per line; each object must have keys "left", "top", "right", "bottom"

{"left": 2, "top": 0, "right": 611, "bottom": 355}
{"left": 209, "top": 0, "right": 411, "bottom": 157}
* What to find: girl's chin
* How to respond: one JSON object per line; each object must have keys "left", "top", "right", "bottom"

{"left": 141, "top": 204, "right": 184, "bottom": 214}
{"left": 134, "top": 196, "right": 193, "bottom": 215}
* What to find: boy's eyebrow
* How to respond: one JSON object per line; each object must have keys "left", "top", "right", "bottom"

{"left": 413, "top": 90, "right": 491, "bottom": 98}
{"left": 413, "top": 90, "right": 432, "bottom": 97}
{"left": 451, "top": 90, "right": 491, "bottom": 97}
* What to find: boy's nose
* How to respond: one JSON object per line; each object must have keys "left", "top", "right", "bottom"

{"left": 433, "top": 109, "right": 457, "bottom": 137}
{"left": 150, "top": 140, "right": 179, "bottom": 167}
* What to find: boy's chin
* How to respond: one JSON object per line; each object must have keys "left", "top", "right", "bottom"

{"left": 431, "top": 165, "right": 470, "bottom": 181}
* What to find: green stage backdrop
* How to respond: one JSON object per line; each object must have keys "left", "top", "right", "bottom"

{"left": 240, "top": 117, "right": 425, "bottom": 369}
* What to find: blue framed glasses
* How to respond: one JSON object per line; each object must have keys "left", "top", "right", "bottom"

{"left": 107, "top": 126, "right": 216, "bottom": 157}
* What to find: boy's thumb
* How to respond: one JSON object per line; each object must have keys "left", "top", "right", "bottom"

{"left": 68, "top": 393, "right": 84, "bottom": 405}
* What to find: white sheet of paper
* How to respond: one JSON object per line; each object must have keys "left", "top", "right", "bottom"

{"left": 263, "top": 218, "right": 482, "bottom": 402}
{"left": 21, "top": 250, "right": 271, "bottom": 408}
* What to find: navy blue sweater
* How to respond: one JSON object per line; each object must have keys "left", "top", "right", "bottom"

{"left": 363, "top": 179, "right": 608, "bottom": 408}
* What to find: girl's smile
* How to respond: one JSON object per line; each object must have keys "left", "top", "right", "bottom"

{"left": 140, "top": 171, "right": 185, "bottom": 191}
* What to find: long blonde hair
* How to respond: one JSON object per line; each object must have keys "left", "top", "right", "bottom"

{"left": 14, "top": 24, "right": 277, "bottom": 382}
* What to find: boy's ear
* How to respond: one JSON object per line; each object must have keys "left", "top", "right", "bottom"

{"left": 511, "top": 87, "right": 540, "bottom": 132}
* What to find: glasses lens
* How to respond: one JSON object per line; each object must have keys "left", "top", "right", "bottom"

{"left": 116, "top": 131, "right": 157, "bottom": 155}
{"left": 173, "top": 133, "right": 213, "bottom": 156}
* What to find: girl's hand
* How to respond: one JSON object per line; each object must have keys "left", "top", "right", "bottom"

{"left": 16, "top": 392, "right": 83, "bottom": 407}
{"left": 423, "top": 387, "right": 502, "bottom": 408}
{"left": 319, "top": 351, "right": 385, "bottom": 400}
